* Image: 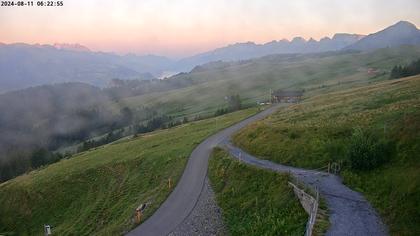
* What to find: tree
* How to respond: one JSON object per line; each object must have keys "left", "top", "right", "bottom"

{"left": 214, "top": 108, "right": 228, "bottom": 116}
{"left": 390, "top": 59, "right": 420, "bottom": 79}
{"left": 390, "top": 65, "right": 403, "bottom": 78}
{"left": 30, "top": 148, "right": 49, "bottom": 169}
{"left": 227, "top": 94, "right": 242, "bottom": 111}
{"left": 120, "top": 107, "right": 133, "bottom": 125}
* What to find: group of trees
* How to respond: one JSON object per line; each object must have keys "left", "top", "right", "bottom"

{"left": 0, "top": 84, "right": 246, "bottom": 183}
{"left": 214, "top": 94, "right": 242, "bottom": 116}
{"left": 78, "top": 114, "right": 192, "bottom": 152}
{"left": 133, "top": 115, "right": 173, "bottom": 134}
{"left": 78, "top": 129, "right": 125, "bottom": 152}
{"left": 390, "top": 59, "right": 420, "bottom": 79}
{"left": 133, "top": 115, "right": 192, "bottom": 135}
{"left": 0, "top": 148, "right": 65, "bottom": 182}
{"left": 0, "top": 104, "right": 139, "bottom": 183}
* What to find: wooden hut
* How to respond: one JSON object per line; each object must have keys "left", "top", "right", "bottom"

{"left": 271, "top": 90, "right": 303, "bottom": 103}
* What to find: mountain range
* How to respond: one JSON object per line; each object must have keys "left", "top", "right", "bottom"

{"left": 0, "top": 20, "right": 419, "bottom": 93}
{"left": 176, "top": 33, "right": 365, "bottom": 68}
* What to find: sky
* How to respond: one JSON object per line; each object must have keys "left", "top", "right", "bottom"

{"left": 1, "top": 0, "right": 420, "bottom": 58}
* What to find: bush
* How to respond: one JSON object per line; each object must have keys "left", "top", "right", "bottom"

{"left": 347, "top": 128, "right": 392, "bottom": 170}
{"left": 214, "top": 108, "right": 229, "bottom": 116}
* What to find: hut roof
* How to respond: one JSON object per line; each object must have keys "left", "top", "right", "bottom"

{"left": 272, "top": 90, "right": 303, "bottom": 97}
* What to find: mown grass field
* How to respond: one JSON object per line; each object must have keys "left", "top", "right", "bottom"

{"left": 208, "top": 148, "right": 307, "bottom": 236}
{"left": 0, "top": 108, "right": 258, "bottom": 236}
{"left": 233, "top": 75, "right": 420, "bottom": 235}
{"left": 114, "top": 46, "right": 420, "bottom": 120}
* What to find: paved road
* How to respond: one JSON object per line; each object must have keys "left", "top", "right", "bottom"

{"left": 127, "top": 105, "right": 284, "bottom": 236}
{"left": 128, "top": 103, "right": 388, "bottom": 236}
{"left": 222, "top": 141, "right": 388, "bottom": 236}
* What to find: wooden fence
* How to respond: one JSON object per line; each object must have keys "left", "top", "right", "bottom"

{"left": 288, "top": 181, "right": 319, "bottom": 236}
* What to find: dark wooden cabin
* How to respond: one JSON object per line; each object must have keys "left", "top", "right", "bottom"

{"left": 271, "top": 90, "right": 303, "bottom": 103}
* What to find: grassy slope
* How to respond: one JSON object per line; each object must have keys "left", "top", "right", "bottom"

{"left": 62, "top": 47, "right": 420, "bottom": 156}
{"left": 233, "top": 75, "right": 420, "bottom": 235}
{"left": 114, "top": 46, "right": 420, "bottom": 119}
{"left": 208, "top": 148, "right": 307, "bottom": 236}
{"left": 1, "top": 47, "right": 418, "bottom": 235}
{"left": 0, "top": 108, "right": 258, "bottom": 236}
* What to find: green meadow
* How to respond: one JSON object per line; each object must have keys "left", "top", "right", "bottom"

{"left": 114, "top": 46, "right": 420, "bottom": 120}
{"left": 208, "top": 148, "right": 307, "bottom": 236}
{"left": 233, "top": 75, "right": 420, "bottom": 235}
{"left": 1, "top": 46, "right": 419, "bottom": 235}
{"left": 0, "top": 108, "right": 258, "bottom": 235}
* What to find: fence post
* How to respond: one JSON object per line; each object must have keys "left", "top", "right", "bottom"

{"left": 289, "top": 181, "right": 318, "bottom": 236}
{"left": 168, "top": 178, "right": 172, "bottom": 189}
{"left": 316, "top": 187, "right": 319, "bottom": 202}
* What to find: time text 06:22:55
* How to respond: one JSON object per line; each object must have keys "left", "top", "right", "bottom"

{"left": 1, "top": 1, "right": 64, "bottom": 7}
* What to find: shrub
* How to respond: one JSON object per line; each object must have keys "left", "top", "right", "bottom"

{"left": 214, "top": 108, "right": 229, "bottom": 116}
{"left": 347, "top": 128, "right": 392, "bottom": 170}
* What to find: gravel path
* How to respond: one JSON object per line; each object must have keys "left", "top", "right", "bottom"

{"left": 169, "top": 177, "right": 227, "bottom": 236}
{"left": 222, "top": 141, "right": 389, "bottom": 236}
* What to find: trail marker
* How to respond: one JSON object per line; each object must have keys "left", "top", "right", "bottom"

{"left": 135, "top": 203, "right": 147, "bottom": 224}
{"left": 44, "top": 225, "right": 51, "bottom": 235}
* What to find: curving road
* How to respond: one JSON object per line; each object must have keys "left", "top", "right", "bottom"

{"left": 127, "top": 104, "right": 388, "bottom": 236}
{"left": 127, "top": 105, "right": 284, "bottom": 236}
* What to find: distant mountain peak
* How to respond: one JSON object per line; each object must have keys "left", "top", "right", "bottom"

{"left": 385, "top": 20, "right": 419, "bottom": 34}
{"left": 308, "top": 38, "right": 317, "bottom": 43}
{"left": 345, "top": 20, "right": 420, "bottom": 51}
{"left": 332, "top": 33, "right": 365, "bottom": 41}
{"left": 393, "top": 20, "right": 418, "bottom": 29}
{"left": 291, "top": 37, "right": 306, "bottom": 43}
{"left": 229, "top": 41, "right": 256, "bottom": 47}
{"left": 265, "top": 40, "right": 277, "bottom": 45}
{"left": 53, "top": 43, "right": 90, "bottom": 52}
{"left": 320, "top": 37, "right": 331, "bottom": 42}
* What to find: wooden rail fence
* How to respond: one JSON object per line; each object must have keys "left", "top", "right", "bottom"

{"left": 288, "top": 181, "right": 319, "bottom": 236}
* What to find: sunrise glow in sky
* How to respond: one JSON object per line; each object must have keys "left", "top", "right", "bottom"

{"left": 1, "top": 0, "right": 420, "bottom": 57}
